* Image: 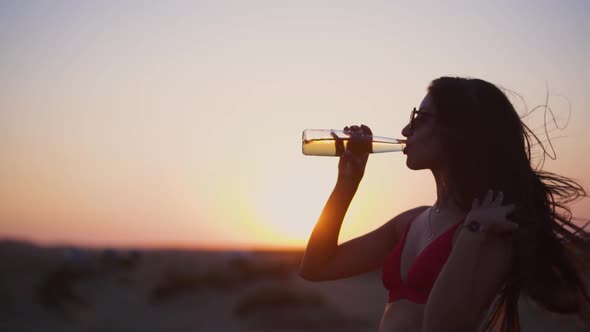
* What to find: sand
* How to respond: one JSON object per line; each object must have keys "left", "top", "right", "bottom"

{"left": 0, "top": 240, "right": 588, "bottom": 332}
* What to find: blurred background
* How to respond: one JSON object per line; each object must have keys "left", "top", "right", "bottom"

{"left": 1, "top": 0, "right": 588, "bottom": 331}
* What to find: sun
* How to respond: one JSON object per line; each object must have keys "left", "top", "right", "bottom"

{"left": 253, "top": 159, "right": 336, "bottom": 247}
{"left": 255, "top": 183, "right": 326, "bottom": 246}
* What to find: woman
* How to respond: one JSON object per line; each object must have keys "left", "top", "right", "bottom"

{"left": 299, "top": 77, "right": 590, "bottom": 331}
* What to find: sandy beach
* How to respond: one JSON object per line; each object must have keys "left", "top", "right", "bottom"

{"left": 1, "top": 240, "right": 588, "bottom": 332}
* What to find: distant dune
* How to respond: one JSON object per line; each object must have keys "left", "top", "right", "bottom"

{"left": 0, "top": 239, "right": 588, "bottom": 332}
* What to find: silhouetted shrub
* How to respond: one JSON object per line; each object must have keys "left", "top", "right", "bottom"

{"left": 234, "top": 286, "right": 373, "bottom": 331}
{"left": 227, "top": 257, "right": 292, "bottom": 282}
{"left": 37, "top": 263, "right": 97, "bottom": 310}
{"left": 149, "top": 270, "right": 241, "bottom": 303}
{"left": 149, "top": 257, "right": 294, "bottom": 303}
{"left": 100, "top": 249, "right": 142, "bottom": 271}
{"left": 233, "top": 286, "right": 326, "bottom": 317}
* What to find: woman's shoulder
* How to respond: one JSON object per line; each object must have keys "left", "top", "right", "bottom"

{"left": 402, "top": 205, "right": 430, "bottom": 222}
{"left": 388, "top": 205, "right": 430, "bottom": 243}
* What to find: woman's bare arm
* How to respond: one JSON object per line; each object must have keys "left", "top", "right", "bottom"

{"left": 299, "top": 190, "right": 426, "bottom": 282}
{"left": 423, "top": 230, "right": 513, "bottom": 332}
{"left": 299, "top": 124, "right": 426, "bottom": 281}
{"left": 423, "top": 191, "right": 517, "bottom": 332}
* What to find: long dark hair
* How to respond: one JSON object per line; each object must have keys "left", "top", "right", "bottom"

{"left": 428, "top": 76, "right": 590, "bottom": 331}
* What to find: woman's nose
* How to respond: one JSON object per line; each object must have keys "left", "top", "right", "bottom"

{"left": 401, "top": 123, "right": 412, "bottom": 137}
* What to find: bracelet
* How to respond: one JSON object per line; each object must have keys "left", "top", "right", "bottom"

{"left": 463, "top": 220, "right": 486, "bottom": 233}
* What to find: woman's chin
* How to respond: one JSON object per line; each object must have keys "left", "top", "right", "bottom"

{"left": 405, "top": 160, "right": 418, "bottom": 170}
{"left": 405, "top": 158, "right": 427, "bottom": 170}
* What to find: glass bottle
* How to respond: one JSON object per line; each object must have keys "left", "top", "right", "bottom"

{"left": 302, "top": 129, "right": 406, "bottom": 156}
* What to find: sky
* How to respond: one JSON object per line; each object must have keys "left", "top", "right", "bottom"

{"left": 1, "top": 0, "right": 589, "bottom": 249}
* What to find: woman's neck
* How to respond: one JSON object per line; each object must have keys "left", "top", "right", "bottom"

{"left": 432, "top": 170, "right": 463, "bottom": 214}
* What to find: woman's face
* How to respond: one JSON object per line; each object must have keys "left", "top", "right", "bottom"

{"left": 401, "top": 94, "right": 446, "bottom": 171}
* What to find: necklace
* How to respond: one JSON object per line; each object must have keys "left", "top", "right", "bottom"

{"left": 433, "top": 205, "right": 441, "bottom": 214}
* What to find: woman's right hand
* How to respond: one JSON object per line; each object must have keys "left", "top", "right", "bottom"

{"left": 333, "top": 124, "right": 373, "bottom": 187}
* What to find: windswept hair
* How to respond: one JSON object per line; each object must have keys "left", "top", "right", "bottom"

{"left": 428, "top": 77, "right": 590, "bottom": 331}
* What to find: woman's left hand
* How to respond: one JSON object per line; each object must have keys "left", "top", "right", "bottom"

{"left": 464, "top": 190, "right": 518, "bottom": 234}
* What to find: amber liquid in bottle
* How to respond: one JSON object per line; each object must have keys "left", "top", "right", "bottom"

{"left": 302, "top": 129, "right": 406, "bottom": 156}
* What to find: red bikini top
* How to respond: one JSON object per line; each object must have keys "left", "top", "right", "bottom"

{"left": 381, "top": 216, "right": 464, "bottom": 304}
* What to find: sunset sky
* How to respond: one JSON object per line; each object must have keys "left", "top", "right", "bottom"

{"left": 1, "top": 1, "right": 589, "bottom": 249}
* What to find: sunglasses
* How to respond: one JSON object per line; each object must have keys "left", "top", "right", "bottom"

{"left": 409, "top": 107, "right": 437, "bottom": 129}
